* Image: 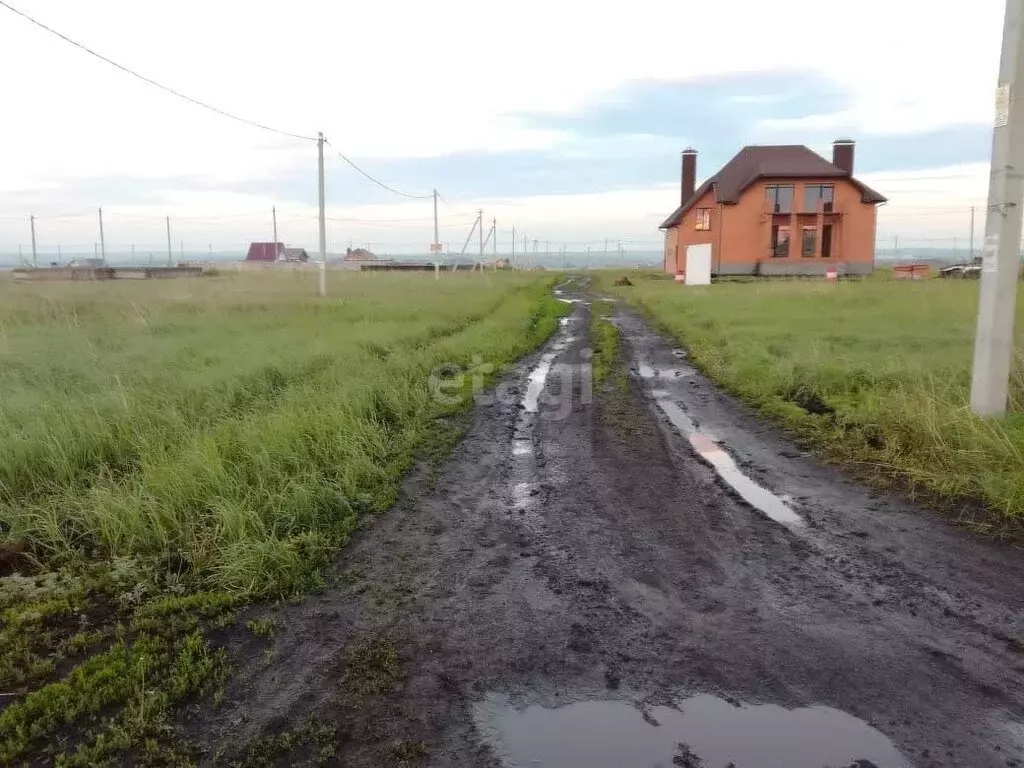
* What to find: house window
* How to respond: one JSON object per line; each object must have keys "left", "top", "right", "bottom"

{"left": 804, "top": 184, "right": 834, "bottom": 213}
{"left": 765, "top": 185, "right": 794, "bottom": 214}
{"left": 822, "top": 224, "right": 833, "bottom": 258}
{"left": 771, "top": 225, "right": 790, "bottom": 257}
{"left": 695, "top": 208, "right": 712, "bottom": 231}
{"left": 802, "top": 227, "right": 817, "bottom": 257}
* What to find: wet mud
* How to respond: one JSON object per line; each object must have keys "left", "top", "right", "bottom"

{"left": 189, "top": 278, "right": 1024, "bottom": 767}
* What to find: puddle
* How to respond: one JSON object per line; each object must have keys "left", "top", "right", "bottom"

{"left": 651, "top": 392, "right": 803, "bottom": 527}
{"left": 511, "top": 439, "right": 533, "bottom": 457}
{"left": 638, "top": 363, "right": 694, "bottom": 381}
{"left": 476, "top": 693, "right": 908, "bottom": 768}
{"left": 523, "top": 353, "right": 559, "bottom": 413}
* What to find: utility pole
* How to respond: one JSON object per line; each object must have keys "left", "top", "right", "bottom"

{"left": 98, "top": 207, "right": 106, "bottom": 263}
{"left": 433, "top": 189, "right": 440, "bottom": 250}
{"left": 971, "top": 0, "right": 1024, "bottom": 416}
{"left": 166, "top": 216, "right": 173, "bottom": 266}
{"left": 478, "top": 209, "right": 484, "bottom": 258}
{"left": 511, "top": 226, "right": 515, "bottom": 261}
{"left": 57, "top": 244, "right": 61, "bottom": 262}
{"left": 318, "top": 132, "right": 327, "bottom": 298}
{"left": 179, "top": 240, "right": 183, "bottom": 260}
{"left": 970, "top": 205, "right": 976, "bottom": 260}
{"left": 29, "top": 214, "right": 37, "bottom": 267}
{"left": 459, "top": 215, "right": 479, "bottom": 256}
{"left": 894, "top": 234, "right": 899, "bottom": 256}
{"left": 131, "top": 244, "right": 135, "bottom": 261}
{"left": 273, "top": 205, "right": 278, "bottom": 247}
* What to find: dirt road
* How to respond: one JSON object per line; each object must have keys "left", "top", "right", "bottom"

{"left": 193, "top": 279, "right": 1024, "bottom": 768}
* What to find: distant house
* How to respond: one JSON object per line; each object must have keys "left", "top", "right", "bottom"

{"left": 344, "top": 247, "right": 377, "bottom": 261}
{"left": 245, "top": 242, "right": 309, "bottom": 262}
{"left": 282, "top": 247, "right": 309, "bottom": 262}
{"left": 660, "top": 140, "right": 887, "bottom": 277}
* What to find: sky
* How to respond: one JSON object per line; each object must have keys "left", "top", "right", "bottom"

{"left": 0, "top": 0, "right": 1007, "bottom": 258}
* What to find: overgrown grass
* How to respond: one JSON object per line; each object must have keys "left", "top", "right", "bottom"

{"left": 598, "top": 271, "right": 1024, "bottom": 529}
{"left": 0, "top": 269, "right": 564, "bottom": 762}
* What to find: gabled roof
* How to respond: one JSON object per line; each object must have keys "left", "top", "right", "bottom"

{"left": 246, "top": 242, "right": 285, "bottom": 261}
{"left": 660, "top": 145, "right": 887, "bottom": 229}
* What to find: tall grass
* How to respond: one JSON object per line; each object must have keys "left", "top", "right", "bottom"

{"left": 0, "top": 271, "right": 564, "bottom": 594}
{"left": 600, "top": 273, "right": 1024, "bottom": 529}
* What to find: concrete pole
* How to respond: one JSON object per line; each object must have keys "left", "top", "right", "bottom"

{"left": 433, "top": 189, "right": 440, "bottom": 249}
{"left": 98, "top": 207, "right": 106, "bottom": 263}
{"left": 512, "top": 225, "right": 515, "bottom": 262}
{"left": 131, "top": 244, "right": 135, "bottom": 261}
{"left": 970, "top": 206, "right": 976, "bottom": 260}
{"left": 29, "top": 215, "right": 37, "bottom": 267}
{"left": 478, "top": 209, "right": 484, "bottom": 258}
{"left": 166, "top": 216, "right": 173, "bottom": 266}
{"left": 318, "top": 132, "right": 327, "bottom": 298}
{"left": 971, "top": 0, "right": 1024, "bottom": 416}
{"left": 273, "top": 205, "right": 278, "bottom": 248}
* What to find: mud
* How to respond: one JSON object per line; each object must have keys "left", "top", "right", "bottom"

{"left": 188, "top": 278, "right": 1024, "bottom": 767}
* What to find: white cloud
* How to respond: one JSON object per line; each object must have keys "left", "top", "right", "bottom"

{"left": 0, "top": 0, "right": 1008, "bottom": 250}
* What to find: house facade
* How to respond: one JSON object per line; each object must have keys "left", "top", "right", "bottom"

{"left": 661, "top": 141, "right": 886, "bottom": 276}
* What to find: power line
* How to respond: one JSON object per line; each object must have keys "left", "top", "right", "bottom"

{"left": 325, "top": 141, "right": 433, "bottom": 200}
{"left": 0, "top": 0, "right": 316, "bottom": 143}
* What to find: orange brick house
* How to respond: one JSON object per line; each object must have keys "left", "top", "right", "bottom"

{"left": 660, "top": 140, "right": 886, "bottom": 276}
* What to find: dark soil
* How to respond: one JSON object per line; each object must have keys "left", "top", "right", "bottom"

{"left": 0, "top": 539, "right": 31, "bottom": 577}
{"left": 184, "top": 279, "right": 1024, "bottom": 767}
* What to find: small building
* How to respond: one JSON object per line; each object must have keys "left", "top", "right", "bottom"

{"left": 245, "top": 243, "right": 309, "bottom": 262}
{"left": 282, "top": 247, "right": 309, "bottom": 262}
{"left": 344, "top": 247, "right": 377, "bottom": 261}
{"left": 660, "top": 140, "right": 886, "bottom": 277}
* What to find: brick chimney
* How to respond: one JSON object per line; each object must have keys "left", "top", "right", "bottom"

{"left": 681, "top": 148, "right": 697, "bottom": 203}
{"left": 832, "top": 139, "right": 855, "bottom": 174}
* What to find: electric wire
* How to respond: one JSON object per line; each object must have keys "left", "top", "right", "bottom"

{"left": 0, "top": 0, "right": 316, "bottom": 143}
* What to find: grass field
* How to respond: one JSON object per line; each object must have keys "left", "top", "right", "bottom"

{"left": 599, "top": 272, "right": 1024, "bottom": 530}
{"left": 0, "top": 269, "right": 564, "bottom": 763}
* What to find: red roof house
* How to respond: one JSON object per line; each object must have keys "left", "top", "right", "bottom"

{"left": 245, "top": 242, "right": 285, "bottom": 261}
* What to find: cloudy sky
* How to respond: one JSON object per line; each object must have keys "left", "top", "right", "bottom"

{"left": 0, "top": 0, "right": 1005, "bottom": 258}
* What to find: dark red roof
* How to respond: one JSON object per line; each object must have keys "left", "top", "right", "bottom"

{"left": 245, "top": 242, "right": 284, "bottom": 261}
{"left": 660, "top": 145, "right": 887, "bottom": 229}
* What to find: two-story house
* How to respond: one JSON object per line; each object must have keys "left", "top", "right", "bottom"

{"left": 660, "top": 140, "right": 887, "bottom": 276}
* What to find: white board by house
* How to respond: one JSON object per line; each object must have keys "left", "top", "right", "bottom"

{"left": 685, "top": 244, "right": 712, "bottom": 285}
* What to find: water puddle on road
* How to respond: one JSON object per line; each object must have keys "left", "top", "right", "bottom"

{"left": 638, "top": 363, "right": 695, "bottom": 381}
{"left": 475, "top": 693, "right": 908, "bottom": 768}
{"left": 650, "top": 390, "right": 804, "bottom": 528}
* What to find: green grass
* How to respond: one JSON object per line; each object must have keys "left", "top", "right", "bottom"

{"left": 598, "top": 271, "right": 1024, "bottom": 530}
{"left": 0, "top": 269, "right": 564, "bottom": 762}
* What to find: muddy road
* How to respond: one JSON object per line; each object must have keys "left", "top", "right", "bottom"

{"left": 193, "top": 279, "right": 1024, "bottom": 768}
